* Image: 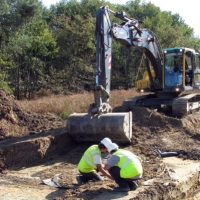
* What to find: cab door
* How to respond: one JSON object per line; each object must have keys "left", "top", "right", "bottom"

{"left": 194, "top": 52, "right": 200, "bottom": 88}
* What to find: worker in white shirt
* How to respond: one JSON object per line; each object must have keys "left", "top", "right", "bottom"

{"left": 104, "top": 143, "right": 143, "bottom": 192}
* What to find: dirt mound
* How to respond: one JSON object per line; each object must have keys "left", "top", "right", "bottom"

{"left": 130, "top": 107, "right": 200, "bottom": 161}
{"left": 0, "top": 89, "right": 65, "bottom": 140}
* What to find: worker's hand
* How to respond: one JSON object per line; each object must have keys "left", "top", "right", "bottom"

{"left": 105, "top": 174, "right": 113, "bottom": 181}
{"left": 108, "top": 175, "right": 114, "bottom": 180}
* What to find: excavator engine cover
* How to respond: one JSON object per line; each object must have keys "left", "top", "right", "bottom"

{"left": 67, "top": 112, "right": 132, "bottom": 144}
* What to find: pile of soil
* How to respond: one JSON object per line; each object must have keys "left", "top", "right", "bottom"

{"left": 0, "top": 89, "right": 65, "bottom": 140}
{"left": 0, "top": 89, "right": 200, "bottom": 199}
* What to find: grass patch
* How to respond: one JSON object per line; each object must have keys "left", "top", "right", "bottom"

{"left": 16, "top": 89, "right": 138, "bottom": 119}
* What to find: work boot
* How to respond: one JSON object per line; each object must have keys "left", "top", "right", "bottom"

{"left": 128, "top": 181, "right": 138, "bottom": 190}
{"left": 76, "top": 175, "right": 83, "bottom": 185}
{"left": 113, "top": 186, "right": 130, "bottom": 192}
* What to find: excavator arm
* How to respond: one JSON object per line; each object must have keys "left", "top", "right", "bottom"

{"left": 88, "top": 7, "right": 113, "bottom": 116}
{"left": 67, "top": 6, "right": 163, "bottom": 144}
{"left": 89, "top": 6, "right": 163, "bottom": 116}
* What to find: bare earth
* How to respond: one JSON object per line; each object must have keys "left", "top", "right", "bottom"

{"left": 0, "top": 89, "right": 200, "bottom": 200}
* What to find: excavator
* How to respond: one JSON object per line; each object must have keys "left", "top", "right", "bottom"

{"left": 67, "top": 6, "right": 200, "bottom": 144}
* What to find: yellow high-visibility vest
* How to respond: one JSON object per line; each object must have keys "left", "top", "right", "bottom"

{"left": 113, "top": 149, "right": 143, "bottom": 178}
{"left": 78, "top": 145, "right": 101, "bottom": 173}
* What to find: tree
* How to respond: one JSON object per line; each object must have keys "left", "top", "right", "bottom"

{"left": 7, "top": 19, "right": 58, "bottom": 98}
{"left": 49, "top": 11, "right": 95, "bottom": 92}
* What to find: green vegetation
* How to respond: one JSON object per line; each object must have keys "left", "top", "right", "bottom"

{"left": 0, "top": 0, "right": 200, "bottom": 99}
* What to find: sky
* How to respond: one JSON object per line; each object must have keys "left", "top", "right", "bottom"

{"left": 42, "top": 0, "right": 200, "bottom": 37}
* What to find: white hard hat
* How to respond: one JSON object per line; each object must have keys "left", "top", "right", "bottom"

{"left": 108, "top": 143, "right": 119, "bottom": 152}
{"left": 101, "top": 138, "right": 112, "bottom": 148}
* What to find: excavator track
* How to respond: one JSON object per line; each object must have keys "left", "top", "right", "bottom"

{"left": 172, "top": 93, "right": 200, "bottom": 117}
{"left": 123, "top": 93, "right": 200, "bottom": 118}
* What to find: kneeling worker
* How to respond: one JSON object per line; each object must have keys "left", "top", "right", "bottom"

{"left": 104, "top": 143, "right": 143, "bottom": 192}
{"left": 76, "top": 137, "right": 113, "bottom": 185}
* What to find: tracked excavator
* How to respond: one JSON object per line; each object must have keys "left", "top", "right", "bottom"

{"left": 67, "top": 6, "right": 200, "bottom": 144}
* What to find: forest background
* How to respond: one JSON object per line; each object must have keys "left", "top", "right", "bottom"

{"left": 1, "top": 0, "right": 200, "bottom": 99}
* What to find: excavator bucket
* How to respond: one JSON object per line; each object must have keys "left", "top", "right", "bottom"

{"left": 67, "top": 112, "right": 132, "bottom": 144}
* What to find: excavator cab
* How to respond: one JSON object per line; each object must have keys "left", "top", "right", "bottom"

{"left": 136, "top": 48, "right": 200, "bottom": 93}
{"left": 163, "top": 47, "right": 197, "bottom": 92}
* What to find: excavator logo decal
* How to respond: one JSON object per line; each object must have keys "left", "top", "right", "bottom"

{"left": 108, "top": 54, "right": 112, "bottom": 69}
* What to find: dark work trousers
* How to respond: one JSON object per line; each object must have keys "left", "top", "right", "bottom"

{"left": 79, "top": 170, "right": 103, "bottom": 183}
{"left": 109, "top": 166, "right": 139, "bottom": 188}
